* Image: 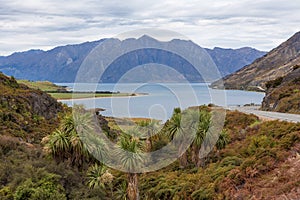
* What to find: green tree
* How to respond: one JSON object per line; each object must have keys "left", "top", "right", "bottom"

{"left": 192, "top": 110, "right": 211, "bottom": 167}
{"left": 46, "top": 129, "right": 70, "bottom": 163}
{"left": 44, "top": 105, "right": 97, "bottom": 168}
{"left": 166, "top": 108, "right": 189, "bottom": 168}
{"left": 117, "top": 130, "right": 144, "bottom": 200}
{"left": 138, "top": 120, "right": 161, "bottom": 152}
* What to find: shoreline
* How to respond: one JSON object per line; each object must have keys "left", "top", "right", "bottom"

{"left": 54, "top": 92, "right": 148, "bottom": 101}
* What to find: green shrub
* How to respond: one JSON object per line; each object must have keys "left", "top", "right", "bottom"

{"left": 210, "top": 165, "right": 235, "bottom": 181}
{"left": 191, "top": 185, "right": 214, "bottom": 200}
{"left": 241, "top": 157, "right": 256, "bottom": 170}
{"left": 280, "top": 132, "right": 300, "bottom": 150}
{"left": 14, "top": 175, "right": 66, "bottom": 200}
{"left": 227, "top": 168, "right": 244, "bottom": 186}
{"left": 220, "top": 156, "right": 243, "bottom": 167}
{"left": 265, "top": 77, "right": 283, "bottom": 89}
{"left": 0, "top": 136, "right": 20, "bottom": 155}
{"left": 247, "top": 135, "right": 274, "bottom": 155}
{"left": 0, "top": 186, "right": 13, "bottom": 200}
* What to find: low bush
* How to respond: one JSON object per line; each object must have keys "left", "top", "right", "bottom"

{"left": 265, "top": 77, "right": 283, "bottom": 89}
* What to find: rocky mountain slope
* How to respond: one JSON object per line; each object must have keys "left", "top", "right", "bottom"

{"left": 0, "top": 72, "right": 63, "bottom": 141}
{"left": 261, "top": 65, "right": 300, "bottom": 113}
{"left": 0, "top": 36, "right": 265, "bottom": 83}
{"left": 211, "top": 31, "right": 300, "bottom": 91}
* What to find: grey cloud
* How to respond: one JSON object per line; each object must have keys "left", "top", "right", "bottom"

{"left": 0, "top": 0, "right": 300, "bottom": 55}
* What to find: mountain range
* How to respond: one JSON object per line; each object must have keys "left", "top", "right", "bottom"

{"left": 0, "top": 36, "right": 265, "bottom": 83}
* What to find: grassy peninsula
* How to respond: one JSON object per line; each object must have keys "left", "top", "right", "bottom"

{"left": 17, "top": 79, "right": 143, "bottom": 100}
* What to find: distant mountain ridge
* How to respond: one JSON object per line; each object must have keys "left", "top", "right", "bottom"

{"left": 0, "top": 36, "right": 266, "bottom": 83}
{"left": 205, "top": 47, "right": 266, "bottom": 77}
{"left": 0, "top": 40, "right": 104, "bottom": 82}
{"left": 211, "top": 31, "right": 300, "bottom": 91}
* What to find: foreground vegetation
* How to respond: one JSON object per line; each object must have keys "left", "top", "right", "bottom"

{"left": 2, "top": 108, "right": 300, "bottom": 199}
{"left": 1, "top": 73, "right": 300, "bottom": 199}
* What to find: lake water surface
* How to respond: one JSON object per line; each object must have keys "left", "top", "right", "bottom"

{"left": 57, "top": 83, "right": 265, "bottom": 121}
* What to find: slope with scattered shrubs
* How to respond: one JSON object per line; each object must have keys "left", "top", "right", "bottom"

{"left": 137, "top": 111, "right": 300, "bottom": 199}
{"left": 262, "top": 66, "right": 300, "bottom": 114}
{"left": 0, "top": 72, "right": 64, "bottom": 142}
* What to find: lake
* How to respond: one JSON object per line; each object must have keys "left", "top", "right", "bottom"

{"left": 57, "top": 83, "right": 265, "bottom": 121}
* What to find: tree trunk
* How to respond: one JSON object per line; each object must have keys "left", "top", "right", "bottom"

{"left": 178, "top": 143, "right": 188, "bottom": 168}
{"left": 179, "top": 151, "right": 188, "bottom": 168}
{"left": 146, "top": 138, "right": 151, "bottom": 152}
{"left": 192, "top": 145, "right": 201, "bottom": 166}
{"left": 197, "top": 157, "right": 205, "bottom": 168}
{"left": 127, "top": 173, "right": 139, "bottom": 200}
{"left": 216, "top": 148, "right": 221, "bottom": 160}
{"left": 146, "top": 130, "right": 152, "bottom": 152}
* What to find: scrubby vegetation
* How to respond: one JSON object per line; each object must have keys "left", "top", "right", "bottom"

{"left": 1, "top": 72, "right": 300, "bottom": 199}
{"left": 0, "top": 72, "right": 64, "bottom": 141}
{"left": 262, "top": 66, "right": 300, "bottom": 114}
{"left": 265, "top": 76, "right": 283, "bottom": 89}
{"left": 137, "top": 112, "right": 300, "bottom": 199}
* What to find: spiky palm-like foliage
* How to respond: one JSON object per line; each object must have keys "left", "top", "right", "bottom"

{"left": 87, "top": 164, "right": 113, "bottom": 189}
{"left": 167, "top": 109, "right": 182, "bottom": 141}
{"left": 117, "top": 129, "right": 144, "bottom": 200}
{"left": 138, "top": 120, "right": 161, "bottom": 152}
{"left": 45, "top": 105, "right": 102, "bottom": 168}
{"left": 166, "top": 108, "right": 189, "bottom": 168}
{"left": 47, "top": 129, "right": 70, "bottom": 163}
{"left": 216, "top": 130, "right": 229, "bottom": 150}
{"left": 192, "top": 110, "right": 211, "bottom": 167}
{"left": 114, "top": 181, "right": 128, "bottom": 200}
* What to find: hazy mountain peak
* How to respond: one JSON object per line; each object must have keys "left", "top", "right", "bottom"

{"left": 138, "top": 34, "right": 157, "bottom": 41}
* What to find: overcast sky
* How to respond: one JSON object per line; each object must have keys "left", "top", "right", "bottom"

{"left": 0, "top": 0, "right": 300, "bottom": 55}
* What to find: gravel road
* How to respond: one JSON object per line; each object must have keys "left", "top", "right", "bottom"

{"left": 228, "top": 106, "right": 300, "bottom": 123}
